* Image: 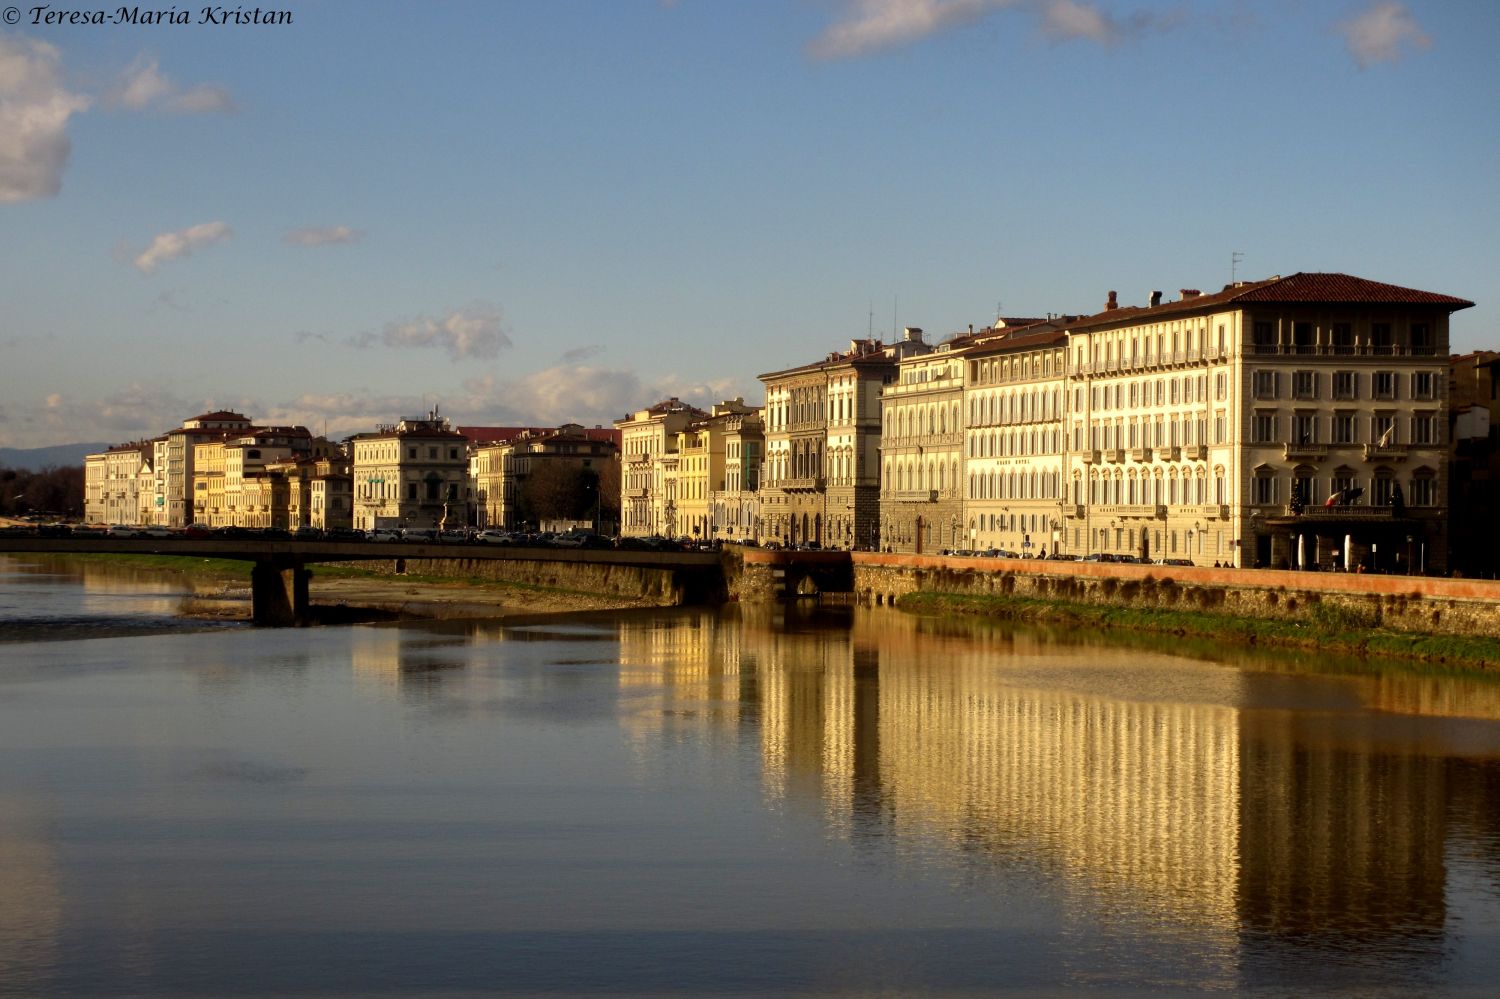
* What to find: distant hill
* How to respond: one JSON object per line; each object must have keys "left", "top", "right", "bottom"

{"left": 0, "top": 443, "right": 111, "bottom": 471}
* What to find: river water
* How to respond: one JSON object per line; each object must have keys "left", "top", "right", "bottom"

{"left": 1, "top": 555, "right": 1498, "bottom": 997}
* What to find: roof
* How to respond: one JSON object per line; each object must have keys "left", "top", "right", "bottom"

{"left": 460, "top": 425, "right": 622, "bottom": 447}
{"left": 1065, "top": 273, "right": 1474, "bottom": 333}
{"left": 188, "top": 410, "right": 251, "bottom": 422}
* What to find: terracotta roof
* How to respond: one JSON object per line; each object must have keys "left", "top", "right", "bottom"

{"left": 460, "top": 425, "right": 622, "bottom": 447}
{"left": 188, "top": 410, "right": 251, "bottom": 422}
{"left": 1065, "top": 273, "right": 1473, "bottom": 332}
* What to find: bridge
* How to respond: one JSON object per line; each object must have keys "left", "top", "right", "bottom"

{"left": 0, "top": 537, "right": 724, "bottom": 627}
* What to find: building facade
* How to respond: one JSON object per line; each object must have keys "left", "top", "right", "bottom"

{"left": 760, "top": 331, "right": 928, "bottom": 548}
{"left": 471, "top": 424, "right": 620, "bottom": 531}
{"left": 351, "top": 411, "right": 470, "bottom": 532}
{"left": 1059, "top": 274, "right": 1470, "bottom": 571}
{"left": 616, "top": 398, "right": 707, "bottom": 538}
{"left": 880, "top": 332, "right": 969, "bottom": 553}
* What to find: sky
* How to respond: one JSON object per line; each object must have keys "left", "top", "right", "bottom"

{"left": 1, "top": 0, "right": 1497, "bottom": 448}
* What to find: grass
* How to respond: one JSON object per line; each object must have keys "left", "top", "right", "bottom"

{"left": 33, "top": 552, "right": 632, "bottom": 603}
{"left": 897, "top": 590, "right": 1500, "bottom": 670}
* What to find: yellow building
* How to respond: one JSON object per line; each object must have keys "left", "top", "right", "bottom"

{"left": 351, "top": 411, "right": 470, "bottom": 532}
{"left": 1062, "top": 274, "right": 1471, "bottom": 570}
{"left": 615, "top": 398, "right": 707, "bottom": 538}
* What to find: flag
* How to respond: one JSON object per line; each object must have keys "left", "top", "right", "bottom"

{"left": 1324, "top": 490, "right": 1340, "bottom": 507}
{"left": 1378, "top": 424, "right": 1395, "bottom": 447}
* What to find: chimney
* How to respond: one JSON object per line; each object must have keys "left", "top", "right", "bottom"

{"left": 903, "top": 327, "right": 923, "bottom": 343}
{"left": 1149, "top": 290, "right": 1163, "bottom": 307}
{"left": 968, "top": 324, "right": 974, "bottom": 335}
{"left": 1106, "top": 290, "right": 1118, "bottom": 311}
{"left": 1180, "top": 288, "right": 1201, "bottom": 300}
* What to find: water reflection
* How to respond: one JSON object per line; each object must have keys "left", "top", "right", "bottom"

{"left": 616, "top": 605, "right": 1500, "bottom": 987}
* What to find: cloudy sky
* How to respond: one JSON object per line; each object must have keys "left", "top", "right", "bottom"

{"left": 1, "top": 1, "right": 1496, "bottom": 447}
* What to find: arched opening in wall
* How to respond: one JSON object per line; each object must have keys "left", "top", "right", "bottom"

{"left": 795, "top": 575, "right": 819, "bottom": 598}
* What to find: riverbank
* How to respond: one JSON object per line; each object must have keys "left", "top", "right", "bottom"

{"left": 17, "top": 553, "right": 653, "bottom": 623}
{"left": 898, "top": 590, "right": 1500, "bottom": 670}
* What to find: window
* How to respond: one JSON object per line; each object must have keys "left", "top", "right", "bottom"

{"left": 1253, "top": 321, "right": 1275, "bottom": 349}
{"left": 1252, "top": 471, "right": 1276, "bottom": 505}
{"left": 1411, "top": 473, "right": 1436, "bottom": 507}
{"left": 1215, "top": 372, "right": 1228, "bottom": 399}
{"left": 1374, "top": 371, "right": 1396, "bottom": 399}
{"left": 1253, "top": 411, "right": 1277, "bottom": 443}
{"left": 1371, "top": 322, "right": 1393, "bottom": 352}
{"left": 1411, "top": 413, "right": 1437, "bottom": 445}
{"left": 1373, "top": 414, "right": 1397, "bottom": 446}
{"left": 1293, "top": 413, "right": 1317, "bottom": 445}
{"left": 1332, "top": 322, "right": 1354, "bottom": 354}
{"left": 1253, "top": 370, "right": 1278, "bottom": 399}
{"left": 1292, "top": 322, "right": 1314, "bottom": 353}
{"left": 1292, "top": 371, "right": 1317, "bottom": 399}
{"left": 1332, "top": 471, "right": 1357, "bottom": 502}
{"left": 407, "top": 482, "right": 417, "bottom": 500}
{"left": 1372, "top": 471, "right": 1395, "bottom": 506}
{"left": 1332, "top": 413, "right": 1356, "bottom": 444}
{"left": 1411, "top": 323, "right": 1434, "bottom": 355}
{"left": 1334, "top": 371, "right": 1356, "bottom": 399}
{"left": 1412, "top": 371, "right": 1436, "bottom": 399}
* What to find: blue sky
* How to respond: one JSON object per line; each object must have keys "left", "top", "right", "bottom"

{"left": 2, "top": 0, "right": 1496, "bottom": 447}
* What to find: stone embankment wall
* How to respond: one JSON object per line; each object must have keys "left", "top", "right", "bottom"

{"left": 852, "top": 553, "right": 1500, "bottom": 638}
{"left": 341, "top": 557, "right": 697, "bottom": 606}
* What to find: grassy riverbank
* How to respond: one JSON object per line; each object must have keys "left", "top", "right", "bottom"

{"left": 898, "top": 591, "right": 1500, "bottom": 670}
{"left": 17, "top": 553, "right": 649, "bottom": 620}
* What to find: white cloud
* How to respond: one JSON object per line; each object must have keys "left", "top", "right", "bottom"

{"left": 809, "top": 0, "right": 1002, "bottom": 60}
{"left": 0, "top": 34, "right": 92, "bottom": 202}
{"left": 807, "top": 0, "right": 1180, "bottom": 58}
{"left": 131, "top": 221, "right": 233, "bottom": 274}
{"left": 1337, "top": 2, "right": 1430, "bottom": 69}
{"left": 108, "top": 56, "right": 236, "bottom": 114}
{"left": 1040, "top": 0, "right": 1113, "bottom": 43}
{"left": 348, "top": 306, "right": 512, "bottom": 362}
{"left": 3, "top": 385, "right": 202, "bottom": 448}
{"left": 282, "top": 225, "right": 364, "bottom": 247}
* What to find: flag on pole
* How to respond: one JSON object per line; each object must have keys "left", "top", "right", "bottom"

{"left": 1378, "top": 424, "right": 1395, "bottom": 447}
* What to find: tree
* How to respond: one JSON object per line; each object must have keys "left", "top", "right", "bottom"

{"left": 519, "top": 461, "right": 592, "bottom": 527}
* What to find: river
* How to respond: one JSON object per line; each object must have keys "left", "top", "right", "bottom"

{"left": 2, "top": 555, "right": 1498, "bottom": 997}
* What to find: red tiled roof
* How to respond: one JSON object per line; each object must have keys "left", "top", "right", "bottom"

{"left": 189, "top": 410, "right": 251, "bottom": 422}
{"left": 460, "top": 425, "right": 622, "bottom": 448}
{"left": 1065, "top": 273, "right": 1473, "bottom": 332}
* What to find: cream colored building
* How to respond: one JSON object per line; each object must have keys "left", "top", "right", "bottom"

{"left": 672, "top": 400, "right": 760, "bottom": 544}
{"left": 960, "top": 323, "right": 1071, "bottom": 555}
{"left": 351, "top": 411, "right": 470, "bottom": 532}
{"left": 616, "top": 398, "right": 707, "bottom": 538}
{"left": 761, "top": 331, "right": 929, "bottom": 549}
{"left": 712, "top": 405, "right": 764, "bottom": 544}
{"left": 470, "top": 424, "right": 620, "bottom": 531}
{"left": 879, "top": 330, "right": 970, "bottom": 553}
{"left": 1060, "top": 274, "right": 1470, "bottom": 571}
{"left": 164, "top": 411, "right": 254, "bottom": 527}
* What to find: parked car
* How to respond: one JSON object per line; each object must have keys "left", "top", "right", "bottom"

{"left": 140, "top": 525, "right": 173, "bottom": 539}
{"left": 326, "top": 527, "right": 365, "bottom": 541}
{"left": 293, "top": 525, "right": 323, "bottom": 540}
{"left": 106, "top": 525, "right": 140, "bottom": 538}
{"left": 439, "top": 530, "right": 470, "bottom": 543}
{"left": 401, "top": 527, "right": 437, "bottom": 542}
{"left": 369, "top": 528, "right": 401, "bottom": 542}
{"left": 476, "top": 530, "right": 513, "bottom": 545}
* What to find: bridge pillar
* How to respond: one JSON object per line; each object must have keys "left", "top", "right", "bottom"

{"left": 251, "top": 562, "right": 312, "bottom": 627}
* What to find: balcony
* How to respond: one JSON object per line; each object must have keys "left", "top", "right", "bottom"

{"left": 1182, "top": 444, "right": 1208, "bottom": 461}
{"left": 1094, "top": 504, "right": 1166, "bottom": 519}
{"left": 780, "top": 476, "right": 825, "bottom": 491}
{"left": 1129, "top": 447, "right": 1152, "bottom": 462}
{"left": 887, "top": 489, "right": 938, "bottom": 503}
{"left": 1283, "top": 443, "right": 1328, "bottom": 460}
{"left": 1067, "top": 504, "right": 1085, "bottom": 519}
{"left": 1079, "top": 449, "right": 1101, "bottom": 465}
{"left": 1104, "top": 448, "right": 1126, "bottom": 463}
{"left": 1194, "top": 504, "right": 1231, "bottom": 521}
{"left": 1363, "top": 444, "right": 1409, "bottom": 462}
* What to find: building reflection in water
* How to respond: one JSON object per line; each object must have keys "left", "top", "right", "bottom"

{"left": 616, "top": 605, "right": 1500, "bottom": 974}
{"left": 0, "top": 797, "right": 62, "bottom": 997}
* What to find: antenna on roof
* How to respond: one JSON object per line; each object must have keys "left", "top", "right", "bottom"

{"left": 891, "top": 294, "right": 898, "bottom": 343}
{"left": 995, "top": 299, "right": 1004, "bottom": 325}
{"left": 1231, "top": 251, "right": 1244, "bottom": 284}
{"left": 868, "top": 301, "right": 874, "bottom": 339}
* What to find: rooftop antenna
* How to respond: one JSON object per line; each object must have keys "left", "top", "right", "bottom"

{"left": 1231, "top": 251, "right": 1244, "bottom": 284}
{"left": 995, "top": 299, "right": 1004, "bottom": 325}
{"left": 892, "top": 294, "right": 898, "bottom": 343}
{"left": 868, "top": 301, "right": 874, "bottom": 339}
